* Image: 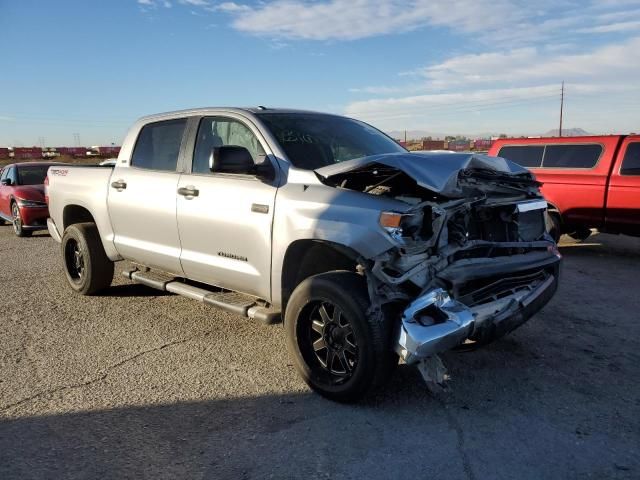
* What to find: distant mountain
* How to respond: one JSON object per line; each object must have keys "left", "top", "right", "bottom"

{"left": 542, "top": 128, "right": 591, "bottom": 137}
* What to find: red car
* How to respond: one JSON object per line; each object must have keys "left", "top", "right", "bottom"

{"left": 489, "top": 135, "right": 640, "bottom": 241}
{"left": 0, "top": 162, "right": 62, "bottom": 237}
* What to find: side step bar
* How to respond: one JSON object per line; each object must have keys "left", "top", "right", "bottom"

{"left": 123, "top": 268, "right": 281, "bottom": 324}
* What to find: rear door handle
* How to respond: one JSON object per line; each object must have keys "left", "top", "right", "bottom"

{"left": 111, "top": 180, "right": 127, "bottom": 190}
{"left": 177, "top": 186, "right": 199, "bottom": 198}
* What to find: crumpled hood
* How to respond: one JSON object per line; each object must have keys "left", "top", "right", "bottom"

{"left": 315, "top": 152, "right": 531, "bottom": 197}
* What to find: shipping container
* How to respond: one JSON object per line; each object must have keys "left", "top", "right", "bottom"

{"left": 447, "top": 141, "right": 471, "bottom": 152}
{"left": 446, "top": 140, "right": 471, "bottom": 152}
{"left": 57, "top": 146, "right": 87, "bottom": 157}
{"left": 12, "top": 147, "right": 43, "bottom": 159}
{"left": 473, "top": 139, "right": 493, "bottom": 150}
{"left": 99, "top": 146, "right": 121, "bottom": 156}
{"left": 0, "top": 148, "right": 9, "bottom": 159}
{"left": 421, "top": 140, "right": 446, "bottom": 150}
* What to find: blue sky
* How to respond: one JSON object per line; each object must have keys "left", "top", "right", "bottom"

{"left": 1, "top": 0, "right": 639, "bottom": 146}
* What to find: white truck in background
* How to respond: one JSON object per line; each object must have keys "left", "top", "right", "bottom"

{"left": 46, "top": 107, "right": 561, "bottom": 402}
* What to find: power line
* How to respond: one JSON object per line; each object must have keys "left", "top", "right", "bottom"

{"left": 559, "top": 81, "right": 564, "bottom": 137}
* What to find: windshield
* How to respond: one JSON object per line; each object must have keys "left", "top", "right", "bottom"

{"left": 17, "top": 165, "right": 50, "bottom": 185}
{"left": 257, "top": 113, "right": 406, "bottom": 170}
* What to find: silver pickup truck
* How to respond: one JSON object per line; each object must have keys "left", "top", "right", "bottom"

{"left": 46, "top": 107, "right": 561, "bottom": 402}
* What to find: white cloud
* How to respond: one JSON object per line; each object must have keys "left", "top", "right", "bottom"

{"left": 148, "top": 0, "right": 640, "bottom": 46}
{"left": 576, "top": 20, "right": 640, "bottom": 33}
{"left": 345, "top": 85, "right": 567, "bottom": 121}
{"left": 137, "top": 0, "right": 173, "bottom": 8}
{"left": 420, "top": 37, "right": 640, "bottom": 88}
{"left": 345, "top": 37, "right": 640, "bottom": 132}
{"left": 179, "top": 0, "right": 209, "bottom": 5}
{"left": 212, "top": 2, "right": 251, "bottom": 12}
{"left": 129, "top": 0, "right": 640, "bottom": 134}
{"left": 217, "top": 0, "right": 536, "bottom": 41}
{"left": 207, "top": 0, "right": 640, "bottom": 43}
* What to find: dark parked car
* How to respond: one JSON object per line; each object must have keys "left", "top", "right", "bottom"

{"left": 0, "top": 162, "right": 62, "bottom": 237}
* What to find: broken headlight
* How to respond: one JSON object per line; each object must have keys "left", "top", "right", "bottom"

{"left": 380, "top": 210, "right": 430, "bottom": 242}
{"left": 379, "top": 211, "right": 407, "bottom": 241}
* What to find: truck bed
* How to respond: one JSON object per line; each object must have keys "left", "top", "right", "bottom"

{"left": 46, "top": 164, "right": 117, "bottom": 257}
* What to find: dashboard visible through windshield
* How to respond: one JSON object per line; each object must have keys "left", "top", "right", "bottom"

{"left": 257, "top": 112, "right": 406, "bottom": 170}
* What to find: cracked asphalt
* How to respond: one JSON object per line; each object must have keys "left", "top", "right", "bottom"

{"left": 1, "top": 225, "right": 639, "bottom": 480}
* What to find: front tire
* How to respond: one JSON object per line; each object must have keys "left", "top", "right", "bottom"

{"left": 61, "top": 222, "right": 114, "bottom": 295}
{"left": 285, "top": 271, "right": 397, "bottom": 402}
{"left": 12, "top": 202, "right": 32, "bottom": 237}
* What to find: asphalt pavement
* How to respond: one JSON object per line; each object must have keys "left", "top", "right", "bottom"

{"left": 1, "top": 225, "right": 639, "bottom": 479}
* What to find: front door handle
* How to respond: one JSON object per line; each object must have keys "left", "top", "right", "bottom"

{"left": 111, "top": 180, "right": 127, "bottom": 190}
{"left": 177, "top": 186, "right": 199, "bottom": 198}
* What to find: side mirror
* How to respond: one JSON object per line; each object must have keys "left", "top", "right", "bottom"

{"left": 1, "top": 178, "right": 12, "bottom": 186}
{"left": 209, "top": 146, "right": 275, "bottom": 181}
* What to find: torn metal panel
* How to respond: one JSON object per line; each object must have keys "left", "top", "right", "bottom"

{"left": 315, "top": 152, "right": 537, "bottom": 198}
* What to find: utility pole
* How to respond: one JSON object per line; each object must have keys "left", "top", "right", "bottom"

{"left": 559, "top": 81, "right": 564, "bottom": 137}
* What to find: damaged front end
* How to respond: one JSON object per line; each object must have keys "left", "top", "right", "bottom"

{"left": 317, "top": 152, "right": 562, "bottom": 372}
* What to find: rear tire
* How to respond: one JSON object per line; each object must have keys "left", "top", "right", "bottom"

{"left": 12, "top": 202, "right": 32, "bottom": 237}
{"left": 285, "top": 271, "right": 397, "bottom": 403}
{"left": 61, "top": 222, "right": 114, "bottom": 295}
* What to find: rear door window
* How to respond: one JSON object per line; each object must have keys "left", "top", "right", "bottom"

{"left": 497, "top": 146, "right": 544, "bottom": 168}
{"left": 131, "top": 118, "right": 187, "bottom": 171}
{"left": 542, "top": 144, "right": 602, "bottom": 168}
{"left": 620, "top": 142, "right": 640, "bottom": 176}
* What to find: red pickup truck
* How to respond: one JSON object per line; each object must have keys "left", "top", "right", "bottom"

{"left": 489, "top": 135, "right": 640, "bottom": 241}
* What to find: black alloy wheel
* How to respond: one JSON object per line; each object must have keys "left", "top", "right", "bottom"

{"left": 64, "top": 237, "right": 85, "bottom": 284}
{"left": 304, "top": 300, "right": 359, "bottom": 383}
{"left": 285, "top": 271, "right": 398, "bottom": 402}
{"left": 60, "top": 222, "right": 114, "bottom": 295}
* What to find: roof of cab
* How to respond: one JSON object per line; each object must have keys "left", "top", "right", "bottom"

{"left": 136, "top": 107, "right": 344, "bottom": 123}
{"left": 2, "top": 161, "right": 66, "bottom": 168}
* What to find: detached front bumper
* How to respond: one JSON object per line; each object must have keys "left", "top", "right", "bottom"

{"left": 396, "top": 251, "right": 561, "bottom": 364}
